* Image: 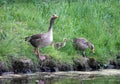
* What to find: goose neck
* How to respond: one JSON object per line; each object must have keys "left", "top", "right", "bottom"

{"left": 48, "top": 19, "right": 55, "bottom": 31}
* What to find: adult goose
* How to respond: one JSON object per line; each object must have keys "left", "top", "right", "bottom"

{"left": 25, "top": 14, "right": 58, "bottom": 60}
{"left": 54, "top": 38, "right": 67, "bottom": 49}
{"left": 73, "top": 37, "right": 94, "bottom": 57}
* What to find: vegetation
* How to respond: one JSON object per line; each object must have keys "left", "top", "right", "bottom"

{"left": 0, "top": 0, "right": 120, "bottom": 65}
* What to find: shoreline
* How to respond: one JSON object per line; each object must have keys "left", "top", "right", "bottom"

{"left": 0, "top": 69, "right": 120, "bottom": 79}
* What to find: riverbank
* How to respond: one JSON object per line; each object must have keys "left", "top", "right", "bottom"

{"left": 0, "top": 69, "right": 120, "bottom": 79}
{"left": 0, "top": 1, "right": 120, "bottom": 82}
{"left": 0, "top": 55, "right": 120, "bottom": 76}
{"left": 0, "top": 0, "right": 120, "bottom": 67}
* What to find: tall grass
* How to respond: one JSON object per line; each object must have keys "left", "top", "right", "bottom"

{"left": 0, "top": 0, "right": 120, "bottom": 64}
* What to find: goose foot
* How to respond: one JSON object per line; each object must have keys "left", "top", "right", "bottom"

{"left": 39, "top": 55, "right": 46, "bottom": 61}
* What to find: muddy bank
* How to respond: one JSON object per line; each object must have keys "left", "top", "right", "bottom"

{"left": 0, "top": 69, "right": 120, "bottom": 79}
{"left": 0, "top": 54, "right": 120, "bottom": 75}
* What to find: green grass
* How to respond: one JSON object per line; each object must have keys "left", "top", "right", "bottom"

{"left": 0, "top": 0, "right": 120, "bottom": 64}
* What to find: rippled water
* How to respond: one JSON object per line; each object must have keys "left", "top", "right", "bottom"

{"left": 0, "top": 76, "right": 120, "bottom": 84}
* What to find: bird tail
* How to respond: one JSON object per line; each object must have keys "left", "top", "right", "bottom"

{"left": 25, "top": 36, "right": 31, "bottom": 41}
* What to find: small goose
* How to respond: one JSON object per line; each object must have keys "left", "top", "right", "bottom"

{"left": 73, "top": 37, "right": 94, "bottom": 57}
{"left": 54, "top": 38, "right": 67, "bottom": 49}
{"left": 25, "top": 14, "right": 58, "bottom": 60}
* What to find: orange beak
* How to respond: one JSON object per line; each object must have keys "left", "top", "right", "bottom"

{"left": 91, "top": 48, "right": 95, "bottom": 53}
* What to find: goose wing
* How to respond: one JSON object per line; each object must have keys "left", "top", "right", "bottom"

{"left": 30, "top": 33, "right": 48, "bottom": 41}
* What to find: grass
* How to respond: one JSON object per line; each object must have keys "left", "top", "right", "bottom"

{"left": 0, "top": 0, "right": 120, "bottom": 64}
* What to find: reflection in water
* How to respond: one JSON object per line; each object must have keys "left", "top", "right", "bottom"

{"left": 10, "top": 78, "right": 53, "bottom": 84}
{"left": 0, "top": 76, "right": 120, "bottom": 84}
{"left": 39, "top": 80, "right": 44, "bottom": 84}
{"left": 11, "top": 78, "right": 30, "bottom": 84}
{"left": 81, "top": 80, "right": 85, "bottom": 84}
{"left": 35, "top": 80, "right": 44, "bottom": 84}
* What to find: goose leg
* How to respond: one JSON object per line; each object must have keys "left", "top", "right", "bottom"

{"left": 36, "top": 48, "right": 40, "bottom": 57}
{"left": 36, "top": 48, "right": 46, "bottom": 61}
{"left": 34, "top": 48, "right": 38, "bottom": 55}
{"left": 82, "top": 51, "right": 86, "bottom": 57}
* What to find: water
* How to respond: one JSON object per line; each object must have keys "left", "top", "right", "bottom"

{"left": 0, "top": 76, "right": 120, "bottom": 84}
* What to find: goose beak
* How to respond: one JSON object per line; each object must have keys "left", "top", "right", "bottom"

{"left": 91, "top": 48, "right": 95, "bottom": 53}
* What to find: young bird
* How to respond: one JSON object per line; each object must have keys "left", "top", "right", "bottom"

{"left": 54, "top": 38, "right": 67, "bottom": 49}
{"left": 73, "top": 37, "right": 94, "bottom": 57}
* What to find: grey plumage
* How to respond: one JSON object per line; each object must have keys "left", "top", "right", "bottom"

{"left": 73, "top": 37, "right": 94, "bottom": 57}
{"left": 25, "top": 14, "right": 58, "bottom": 60}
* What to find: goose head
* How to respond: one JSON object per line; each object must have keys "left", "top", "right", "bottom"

{"left": 51, "top": 14, "right": 58, "bottom": 20}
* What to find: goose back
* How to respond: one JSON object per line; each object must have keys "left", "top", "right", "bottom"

{"left": 29, "top": 31, "right": 53, "bottom": 48}
{"left": 73, "top": 38, "right": 89, "bottom": 51}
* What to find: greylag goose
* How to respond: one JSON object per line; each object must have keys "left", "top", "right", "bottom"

{"left": 25, "top": 14, "right": 58, "bottom": 60}
{"left": 54, "top": 38, "right": 67, "bottom": 49}
{"left": 73, "top": 37, "right": 94, "bottom": 57}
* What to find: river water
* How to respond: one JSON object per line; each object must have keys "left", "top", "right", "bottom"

{"left": 0, "top": 76, "right": 120, "bottom": 84}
